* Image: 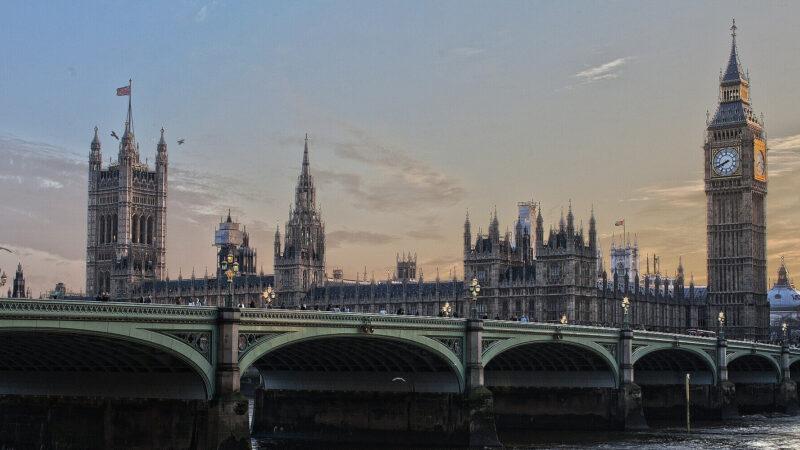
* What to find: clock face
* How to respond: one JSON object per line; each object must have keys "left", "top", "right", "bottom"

{"left": 755, "top": 150, "right": 766, "bottom": 178}
{"left": 713, "top": 148, "right": 739, "bottom": 176}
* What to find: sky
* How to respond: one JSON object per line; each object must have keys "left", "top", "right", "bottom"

{"left": 1, "top": 1, "right": 800, "bottom": 297}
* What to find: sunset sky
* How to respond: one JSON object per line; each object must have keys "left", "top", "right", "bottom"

{"left": 2, "top": 1, "right": 800, "bottom": 296}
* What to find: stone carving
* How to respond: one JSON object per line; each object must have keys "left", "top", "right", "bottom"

{"left": 237, "top": 332, "right": 288, "bottom": 358}
{"left": 155, "top": 330, "right": 212, "bottom": 362}
{"left": 481, "top": 338, "right": 510, "bottom": 357}
{"left": 428, "top": 336, "right": 463, "bottom": 361}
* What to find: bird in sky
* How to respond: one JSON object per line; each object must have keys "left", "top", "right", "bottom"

{"left": 0, "top": 247, "right": 13, "bottom": 253}
{"left": 110, "top": 131, "right": 119, "bottom": 140}
{"left": 177, "top": 139, "right": 185, "bottom": 145}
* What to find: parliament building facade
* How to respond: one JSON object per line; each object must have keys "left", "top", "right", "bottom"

{"left": 89, "top": 25, "right": 770, "bottom": 339}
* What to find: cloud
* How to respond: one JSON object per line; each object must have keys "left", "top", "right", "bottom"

{"left": 575, "top": 57, "right": 631, "bottom": 84}
{"left": 194, "top": 5, "right": 207, "bottom": 23}
{"left": 314, "top": 125, "right": 465, "bottom": 213}
{"left": 631, "top": 181, "right": 705, "bottom": 209}
{"left": 770, "top": 133, "right": 800, "bottom": 151}
{"left": 327, "top": 230, "right": 398, "bottom": 249}
{"left": 406, "top": 228, "right": 446, "bottom": 241}
{"left": 450, "top": 47, "right": 485, "bottom": 58}
{"left": 37, "top": 177, "right": 63, "bottom": 189}
{"left": 768, "top": 133, "right": 800, "bottom": 177}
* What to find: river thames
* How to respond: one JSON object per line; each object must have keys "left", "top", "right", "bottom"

{"left": 251, "top": 408, "right": 800, "bottom": 449}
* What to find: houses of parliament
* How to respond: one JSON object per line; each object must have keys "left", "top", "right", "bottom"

{"left": 84, "top": 23, "right": 770, "bottom": 341}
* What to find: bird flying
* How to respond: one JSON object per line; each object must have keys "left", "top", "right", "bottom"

{"left": 177, "top": 139, "right": 185, "bottom": 145}
{"left": 111, "top": 131, "right": 119, "bottom": 140}
{"left": 0, "top": 247, "right": 12, "bottom": 253}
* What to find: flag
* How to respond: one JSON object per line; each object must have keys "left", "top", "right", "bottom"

{"left": 116, "top": 85, "right": 131, "bottom": 96}
{"left": 615, "top": 220, "right": 625, "bottom": 226}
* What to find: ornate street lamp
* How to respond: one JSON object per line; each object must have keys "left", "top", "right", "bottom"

{"left": 468, "top": 278, "right": 481, "bottom": 319}
{"left": 718, "top": 311, "right": 726, "bottom": 339}
{"left": 621, "top": 296, "right": 631, "bottom": 330}
{"left": 0, "top": 271, "right": 6, "bottom": 292}
{"left": 441, "top": 301, "right": 452, "bottom": 317}
{"left": 219, "top": 250, "right": 239, "bottom": 308}
{"left": 263, "top": 285, "right": 276, "bottom": 308}
{"left": 782, "top": 322, "right": 788, "bottom": 345}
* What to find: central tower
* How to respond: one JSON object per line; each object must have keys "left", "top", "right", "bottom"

{"left": 274, "top": 135, "right": 326, "bottom": 306}
{"left": 704, "top": 21, "right": 769, "bottom": 341}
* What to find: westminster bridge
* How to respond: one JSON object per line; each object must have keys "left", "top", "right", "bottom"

{"left": 1, "top": 299, "right": 798, "bottom": 449}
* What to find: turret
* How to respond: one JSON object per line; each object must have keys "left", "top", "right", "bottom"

{"left": 588, "top": 205, "right": 597, "bottom": 250}
{"left": 274, "top": 225, "right": 281, "bottom": 257}
{"left": 535, "top": 207, "right": 544, "bottom": 245}
{"left": 463, "top": 211, "right": 471, "bottom": 253}
{"left": 489, "top": 207, "right": 500, "bottom": 244}
{"left": 157, "top": 127, "right": 168, "bottom": 164}
{"left": 566, "top": 200, "right": 574, "bottom": 235}
{"left": 90, "top": 126, "right": 102, "bottom": 170}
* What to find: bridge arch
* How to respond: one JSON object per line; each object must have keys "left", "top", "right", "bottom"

{"left": 632, "top": 345, "right": 716, "bottom": 385}
{"left": 0, "top": 325, "right": 214, "bottom": 399}
{"left": 727, "top": 352, "right": 781, "bottom": 384}
{"left": 239, "top": 327, "right": 465, "bottom": 393}
{"left": 483, "top": 336, "right": 619, "bottom": 388}
{"left": 790, "top": 358, "right": 800, "bottom": 383}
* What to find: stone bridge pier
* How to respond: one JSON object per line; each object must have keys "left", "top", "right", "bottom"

{"left": 206, "top": 307, "right": 251, "bottom": 450}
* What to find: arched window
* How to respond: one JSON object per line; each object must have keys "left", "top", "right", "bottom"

{"left": 98, "top": 272, "right": 104, "bottom": 293}
{"left": 112, "top": 214, "right": 118, "bottom": 242}
{"left": 105, "top": 272, "right": 111, "bottom": 294}
{"left": 147, "top": 216, "right": 154, "bottom": 245}
{"left": 99, "top": 216, "right": 105, "bottom": 244}
{"left": 140, "top": 215, "right": 147, "bottom": 245}
{"left": 132, "top": 215, "right": 138, "bottom": 243}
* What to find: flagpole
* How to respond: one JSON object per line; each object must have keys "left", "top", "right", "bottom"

{"left": 128, "top": 78, "right": 133, "bottom": 137}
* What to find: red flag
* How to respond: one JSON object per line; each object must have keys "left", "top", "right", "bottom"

{"left": 116, "top": 85, "right": 131, "bottom": 96}
{"left": 615, "top": 220, "right": 625, "bottom": 226}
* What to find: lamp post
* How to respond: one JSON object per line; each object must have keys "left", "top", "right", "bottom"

{"left": 263, "top": 285, "right": 276, "bottom": 308}
{"left": 468, "top": 278, "right": 481, "bottom": 319}
{"left": 782, "top": 322, "right": 788, "bottom": 346}
{"left": 0, "top": 271, "right": 6, "bottom": 295}
{"left": 621, "top": 296, "right": 631, "bottom": 331}
{"left": 441, "top": 301, "right": 452, "bottom": 317}
{"left": 219, "top": 250, "right": 239, "bottom": 308}
{"left": 718, "top": 311, "right": 725, "bottom": 340}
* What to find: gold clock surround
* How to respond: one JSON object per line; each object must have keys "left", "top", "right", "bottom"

{"left": 754, "top": 139, "right": 766, "bottom": 181}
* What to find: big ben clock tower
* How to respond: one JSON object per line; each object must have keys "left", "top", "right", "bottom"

{"left": 705, "top": 20, "right": 769, "bottom": 341}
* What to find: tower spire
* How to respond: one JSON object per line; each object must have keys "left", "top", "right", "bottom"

{"left": 302, "top": 133, "right": 310, "bottom": 174}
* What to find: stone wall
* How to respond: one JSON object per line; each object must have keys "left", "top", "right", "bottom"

{"left": 0, "top": 396, "right": 208, "bottom": 449}
{"left": 252, "top": 389, "right": 475, "bottom": 447}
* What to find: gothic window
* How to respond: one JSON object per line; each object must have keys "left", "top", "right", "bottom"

{"left": 147, "top": 216, "right": 153, "bottom": 245}
{"left": 132, "top": 215, "right": 138, "bottom": 243}
{"left": 140, "top": 216, "right": 147, "bottom": 245}
{"left": 105, "top": 215, "right": 112, "bottom": 243}
{"left": 112, "top": 214, "right": 118, "bottom": 242}
{"left": 99, "top": 216, "right": 105, "bottom": 244}
{"left": 548, "top": 264, "right": 560, "bottom": 283}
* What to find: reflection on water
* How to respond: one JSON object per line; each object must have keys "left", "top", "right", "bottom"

{"left": 249, "top": 400, "right": 800, "bottom": 449}
{"left": 500, "top": 415, "right": 800, "bottom": 449}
